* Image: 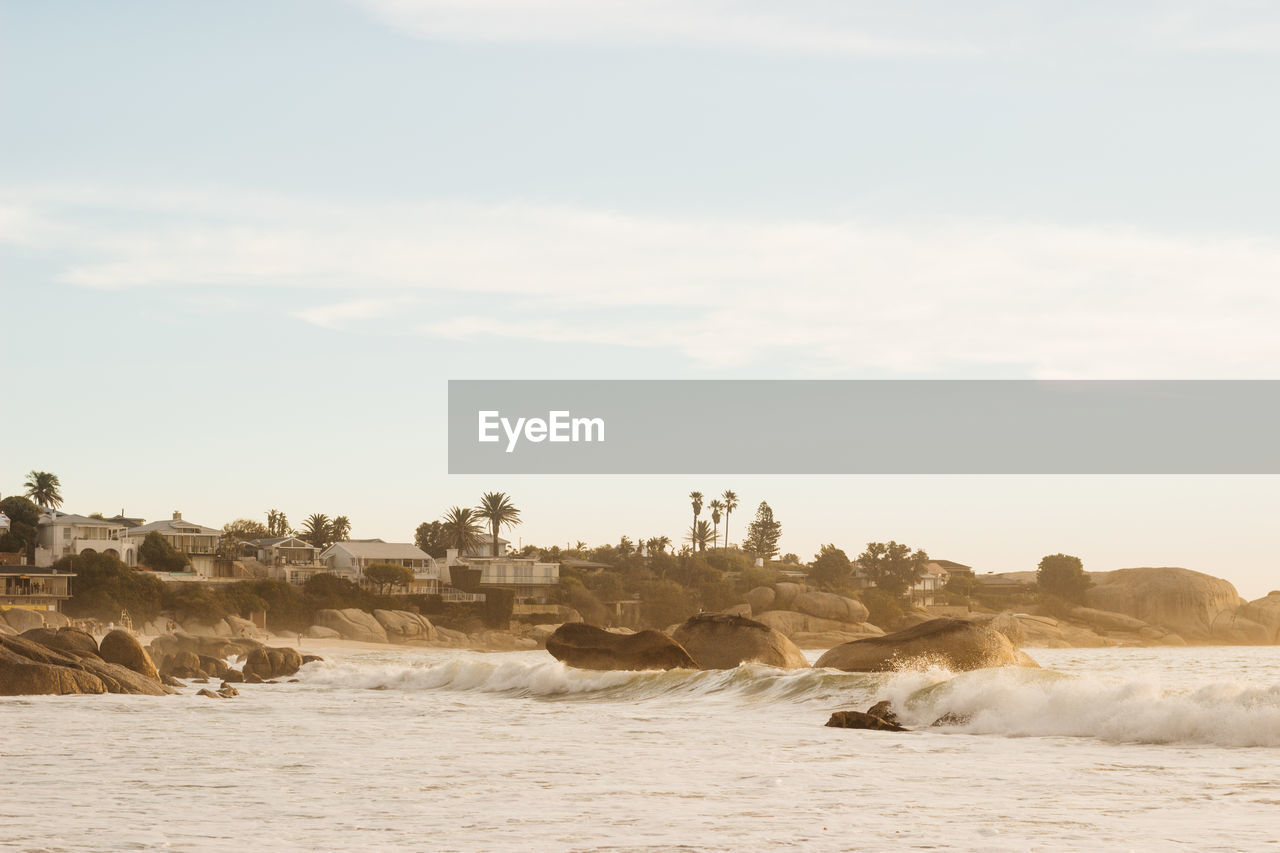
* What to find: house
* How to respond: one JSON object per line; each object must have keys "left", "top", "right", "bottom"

{"left": 0, "top": 511, "right": 10, "bottom": 536}
{"left": 849, "top": 558, "right": 950, "bottom": 606}
{"left": 119, "top": 511, "right": 221, "bottom": 577}
{"left": 319, "top": 540, "right": 440, "bottom": 592}
{"left": 34, "top": 511, "right": 134, "bottom": 568}
{"left": 927, "top": 560, "right": 974, "bottom": 581}
{"left": 240, "top": 536, "right": 324, "bottom": 585}
{"left": 463, "top": 536, "right": 510, "bottom": 558}
{"left": 445, "top": 548, "right": 559, "bottom": 604}
{"left": 1, "top": 567, "right": 74, "bottom": 614}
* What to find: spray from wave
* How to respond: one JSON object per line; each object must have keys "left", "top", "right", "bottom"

{"left": 296, "top": 653, "right": 1280, "bottom": 747}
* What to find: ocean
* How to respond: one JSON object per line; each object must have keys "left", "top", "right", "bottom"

{"left": 3, "top": 645, "right": 1279, "bottom": 851}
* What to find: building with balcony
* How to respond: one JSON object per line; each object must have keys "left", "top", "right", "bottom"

{"left": 319, "top": 540, "right": 440, "bottom": 591}
{"left": 34, "top": 511, "right": 134, "bottom": 568}
{"left": 119, "top": 511, "right": 221, "bottom": 578}
{"left": 1, "top": 567, "right": 74, "bottom": 613}
{"left": 445, "top": 548, "right": 559, "bottom": 603}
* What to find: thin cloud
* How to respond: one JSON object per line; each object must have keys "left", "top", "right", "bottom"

{"left": 6, "top": 185, "right": 1280, "bottom": 377}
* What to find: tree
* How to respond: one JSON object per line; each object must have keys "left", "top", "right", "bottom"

{"left": 223, "top": 518, "right": 269, "bottom": 541}
{"left": 300, "top": 513, "right": 332, "bottom": 549}
{"left": 330, "top": 515, "right": 352, "bottom": 543}
{"left": 857, "top": 541, "right": 929, "bottom": 600}
{"left": 61, "top": 551, "right": 164, "bottom": 623}
{"left": 0, "top": 496, "right": 40, "bottom": 559}
{"left": 364, "top": 561, "right": 414, "bottom": 595}
{"left": 265, "top": 509, "right": 290, "bottom": 537}
{"left": 743, "top": 501, "right": 782, "bottom": 559}
{"left": 640, "top": 579, "right": 698, "bottom": 629}
{"left": 808, "top": 544, "right": 852, "bottom": 590}
{"left": 721, "top": 490, "right": 738, "bottom": 549}
{"left": 138, "top": 531, "right": 191, "bottom": 573}
{"left": 689, "top": 491, "right": 703, "bottom": 549}
{"left": 1036, "top": 553, "right": 1091, "bottom": 604}
{"left": 441, "top": 506, "right": 486, "bottom": 554}
{"left": 687, "top": 519, "right": 714, "bottom": 552}
{"left": 708, "top": 499, "right": 723, "bottom": 549}
{"left": 414, "top": 520, "right": 447, "bottom": 558}
{"left": 476, "top": 491, "right": 521, "bottom": 556}
{"left": 23, "top": 471, "right": 63, "bottom": 510}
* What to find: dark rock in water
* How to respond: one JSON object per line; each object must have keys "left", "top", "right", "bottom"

{"left": 671, "top": 613, "right": 810, "bottom": 670}
{"left": 0, "top": 634, "right": 164, "bottom": 696}
{"left": 217, "top": 685, "right": 239, "bottom": 698}
{"left": 192, "top": 677, "right": 209, "bottom": 684}
{"left": 243, "top": 646, "right": 303, "bottom": 680}
{"left": 301, "top": 655, "right": 324, "bottom": 664}
{"left": 931, "top": 712, "right": 972, "bottom": 727}
{"left": 546, "top": 623, "right": 696, "bottom": 671}
{"left": 866, "top": 700, "right": 900, "bottom": 727}
{"left": 160, "top": 673, "right": 183, "bottom": 688}
{"left": 815, "top": 618, "right": 1039, "bottom": 673}
{"left": 288, "top": 678, "right": 300, "bottom": 682}
{"left": 826, "top": 710, "right": 908, "bottom": 732}
{"left": 99, "top": 630, "right": 161, "bottom": 681}
{"left": 162, "top": 650, "right": 204, "bottom": 679}
{"left": 221, "top": 669, "right": 244, "bottom": 683}
{"left": 196, "top": 688, "right": 225, "bottom": 699}
{"left": 246, "top": 672, "right": 265, "bottom": 684}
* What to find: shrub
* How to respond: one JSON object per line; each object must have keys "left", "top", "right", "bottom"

{"left": 857, "top": 587, "right": 903, "bottom": 630}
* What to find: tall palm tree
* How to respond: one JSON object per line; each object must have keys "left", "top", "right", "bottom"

{"left": 709, "top": 499, "right": 723, "bottom": 550}
{"left": 687, "top": 519, "right": 714, "bottom": 552}
{"left": 301, "top": 513, "right": 331, "bottom": 549}
{"left": 646, "top": 535, "right": 671, "bottom": 556}
{"left": 24, "top": 471, "right": 63, "bottom": 510}
{"left": 720, "top": 490, "right": 739, "bottom": 549}
{"left": 441, "top": 506, "right": 486, "bottom": 554}
{"left": 476, "top": 491, "right": 522, "bottom": 557}
{"left": 689, "top": 491, "right": 703, "bottom": 548}
{"left": 265, "top": 509, "right": 290, "bottom": 537}
{"left": 330, "top": 515, "right": 352, "bottom": 543}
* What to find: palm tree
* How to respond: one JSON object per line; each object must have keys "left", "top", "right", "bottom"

{"left": 476, "top": 491, "right": 522, "bottom": 557}
{"left": 720, "top": 490, "right": 739, "bottom": 549}
{"left": 300, "top": 513, "right": 331, "bottom": 549}
{"left": 689, "top": 491, "right": 703, "bottom": 548}
{"left": 709, "top": 499, "right": 724, "bottom": 550}
{"left": 265, "top": 509, "right": 290, "bottom": 537}
{"left": 330, "top": 515, "right": 352, "bottom": 543}
{"left": 441, "top": 506, "right": 486, "bottom": 554}
{"left": 687, "top": 519, "right": 714, "bottom": 552}
{"left": 23, "top": 471, "right": 63, "bottom": 510}
{"left": 646, "top": 535, "right": 671, "bottom": 556}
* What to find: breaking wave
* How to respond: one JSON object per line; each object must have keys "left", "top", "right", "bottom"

{"left": 296, "top": 652, "right": 1280, "bottom": 747}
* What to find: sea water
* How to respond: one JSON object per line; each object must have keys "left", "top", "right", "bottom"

{"left": 3, "top": 646, "right": 1279, "bottom": 851}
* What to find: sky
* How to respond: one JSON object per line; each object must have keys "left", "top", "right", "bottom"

{"left": 2, "top": 0, "right": 1278, "bottom": 598}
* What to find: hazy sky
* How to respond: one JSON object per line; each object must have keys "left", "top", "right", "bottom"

{"left": 2, "top": 1, "right": 1278, "bottom": 598}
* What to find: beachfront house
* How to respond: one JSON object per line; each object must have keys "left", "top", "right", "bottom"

{"left": 33, "top": 511, "right": 134, "bottom": 568}
{"left": 319, "top": 540, "right": 440, "bottom": 592}
{"left": 239, "top": 536, "right": 325, "bottom": 585}
{"left": 444, "top": 548, "right": 559, "bottom": 604}
{"left": 119, "top": 511, "right": 221, "bottom": 578}
{"left": 1, "top": 567, "right": 75, "bottom": 614}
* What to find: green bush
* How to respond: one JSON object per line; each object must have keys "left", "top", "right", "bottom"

{"left": 138, "top": 531, "right": 191, "bottom": 572}
{"left": 856, "top": 587, "right": 903, "bottom": 630}
{"left": 60, "top": 552, "right": 165, "bottom": 623}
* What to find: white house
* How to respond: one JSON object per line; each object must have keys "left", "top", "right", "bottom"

{"left": 34, "top": 511, "right": 135, "bottom": 568}
{"left": 0, "top": 511, "right": 10, "bottom": 536}
{"left": 445, "top": 548, "right": 559, "bottom": 603}
{"left": 119, "top": 511, "right": 221, "bottom": 577}
{"left": 319, "top": 540, "right": 440, "bottom": 591}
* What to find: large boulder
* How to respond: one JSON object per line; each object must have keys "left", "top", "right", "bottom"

{"left": 242, "top": 646, "right": 304, "bottom": 680}
{"left": 98, "top": 630, "right": 161, "bottom": 681}
{"left": 0, "top": 634, "right": 164, "bottom": 696}
{"left": 772, "top": 583, "right": 802, "bottom": 611}
{"left": 161, "top": 650, "right": 205, "bottom": 679}
{"left": 816, "top": 618, "right": 1038, "bottom": 672}
{"left": 1239, "top": 592, "right": 1280, "bottom": 644}
{"left": 372, "top": 610, "right": 437, "bottom": 643}
{"left": 304, "top": 625, "right": 341, "bottom": 639}
{"left": 1210, "top": 610, "right": 1272, "bottom": 645}
{"left": 546, "top": 623, "right": 695, "bottom": 671}
{"left": 792, "top": 591, "right": 869, "bottom": 624}
{"left": 826, "top": 710, "right": 907, "bottom": 732}
{"left": 753, "top": 610, "right": 882, "bottom": 639}
{"left": 672, "top": 613, "right": 810, "bottom": 669}
{"left": 42, "top": 611, "right": 70, "bottom": 629}
{"left": 224, "top": 615, "right": 267, "bottom": 639}
{"left": 1067, "top": 606, "right": 1151, "bottom": 634}
{"left": 745, "top": 586, "right": 775, "bottom": 615}
{"left": 1085, "top": 567, "right": 1241, "bottom": 641}
{"left": 52, "top": 627, "right": 100, "bottom": 657}
{"left": 3, "top": 609, "right": 45, "bottom": 633}
{"left": 314, "top": 609, "right": 389, "bottom": 644}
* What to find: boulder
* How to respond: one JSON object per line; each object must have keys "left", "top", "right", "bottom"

{"left": 672, "top": 613, "right": 810, "bottom": 670}
{"left": 76, "top": 658, "right": 168, "bottom": 695}
{"left": 988, "top": 611, "right": 1110, "bottom": 649}
{"left": 772, "top": 583, "right": 802, "bottom": 611}
{"left": 1068, "top": 606, "right": 1152, "bottom": 634}
{"left": 224, "top": 615, "right": 267, "bottom": 639}
{"left": 3, "top": 609, "right": 45, "bottom": 633}
{"left": 242, "top": 646, "right": 304, "bottom": 680}
{"left": 745, "top": 586, "right": 776, "bottom": 615}
{"left": 42, "top": 611, "right": 70, "bottom": 629}
{"left": 825, "top": 710, "right": 907, "bottom": 732}
{"left": 0, "top": 634, "right": 165, "bottom": 696}
{"left": 197, "top": 655, "right": 233, "bottom": 679}
{"left": 162, "top": 650, "right": 204, "bottom": 679}
{"left": 304, "top": 625, "right": 341, "bottom": 640}
{"left": 1239, "top": 592, "right": 1280, "bottom": 644}
{"left": 372, "top": 610, "right": 437, "bottom": 642}
{"left": 931, "top": 712, "right": 972, "bottom": 727}
{"left": 792, "top": 591, "right": 869, "bottom": 624}
{"left": 314, "top": 609, "right": 389, "bottom": 644}
{"left": 98, "top": 630, "right": 161, "bottom": 681}
{"left": 53, "top": 627, "right": 100, "bottom": 658}
{"left": 815, "top": 618, "right": 1038, "bottom": 672}
{"left": 1085, "top": 567, "right": 1241, "bottom": 641}
{"left": 753, "top": 610, "right": 883, "bottom": 639}
{"left": 546, "top": 623, "right": 696, "bottom": 671}
{"left": 791, "top": 630, "right": 884, "bottom": 649}
{"left": 1210, "top": 611, "right": 1271, "bottom": 645}
{"left": 866, "top": 700, "right": 900, "bottom": 727}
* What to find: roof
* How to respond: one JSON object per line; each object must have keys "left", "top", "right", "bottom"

{"left": 561, "top": 559, "right": 613, "bottom": 569}
{"left": 322, "top": 541, "right": 432, "bottom": 561}
{"left": 124, "top": 517, "right": 221, "bottom": 537}
{"left": 246, "top": 536, "right": 314, "bottom": 548}
{"left": 39, "top": 511, "right": 125, "bottom": 528}
{"left": 930, "top": 560, "right": 972, "bottom": 571}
